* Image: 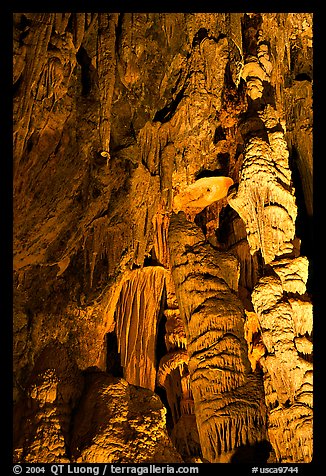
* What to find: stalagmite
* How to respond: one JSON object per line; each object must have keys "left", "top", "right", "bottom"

{"left": 251, "top": 272, "right": 313, "bottom": 462}
{"left": 270, "top": 257, "right": 309, "bottom": 295}
{"left": 13, "top": 344, "right": 83, "bottom": 463}
{"left": 70, "top": 372, "right": 183, "bottom": 463}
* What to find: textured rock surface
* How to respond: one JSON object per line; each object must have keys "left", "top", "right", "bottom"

{"left": 70, "top": 372, "right": 183, "bottom": 463}
{"left": 168, "top": 212, "right": 267, "bottom": 462}
{"left": 251, "top": 273, "right": 313, "bottom": 462}
{"left": 225, "top": 13, "right": 313, "bottom": 464}
{"left": 13, "top": 12, "right": 313, "bottom": 464}
{"left": 114, "top": 266, "right": 167, "bottom": 391}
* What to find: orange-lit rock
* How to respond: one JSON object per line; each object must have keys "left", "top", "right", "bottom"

{"left": 157, "top": 350, "right": 189, "bottom": 389}
{"left": 168, "top": 212, "right": 267, "bottom": 462}
{"left": 13, "top": 12, "right": 313, "bottom": 465}
{"left": 251, "top": 271, "right": 313, "bottom": 462}
{"left": 13, "top": 343, "right": 83, "bottom": 463}
{"left": 244, "top": 310, "right": 266, "bottom": 372}
{"left": 173, "top": 176, "right": 234, "bottom": 214}
{"left": 70, "top": 372, "right": 183, "bottom": 463}
{"left": 113, "top": 267, "right": 167, "bottom": 391}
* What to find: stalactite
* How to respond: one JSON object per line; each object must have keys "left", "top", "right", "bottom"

{"left": 84, "top": 218, "right": 134, "bottom": 287}
{"left": 200, "top": 36, "right": 229, "bottom": 103}
{"left": 153, "top": 213, "right": 171, "bottom": 268}
{"left": 138, "top": 120, "right": 174, "bottom": 178}
{"left": 244, "top": 310, "right": 266, "bottom": 372}
{"left": 164, "top": 309, "right": 187, "bottom": 351}
{"left": 14, "top": 14, "right": 55, "bottom": 167}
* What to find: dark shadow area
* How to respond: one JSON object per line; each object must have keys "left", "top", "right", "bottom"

{"left": 213, "top": 125, "right": 226, "bottom": 143}
{"left": 106, "top": 331, "right": 124, "bottom": 377}
{"left": 76, "top": 46, "right": 92, "bottom": 96}
{"left": 194, "top": 210, "right": 207, "bottom": 236}
{"left": 192, "top": 28, "right": 208, "bottom": 47}
{"left": 260, "top": 81, "right": 277, "bottom": 109}
{"left": 13, "top": 73, "right": 24, "bottom": 97}
{"left": 155, "top": 285, "right": 168, "bottom": 368}
{"left": 143, "top": 247, "right": 162, "bottom": 267}
{"left": 241, "top": 13, "right": 263, "bottom": 57}
{"left": 238, "top": 114, "right": 269, "bottom": 142}
{"left": 115, "top": 13, "right": 124, "bottom": 54}
{"left": 153, "top": 86, "right": 186, "bottom": 124}
{"left": 290, "top": 42, "right": 313, "bottom": 81}
{"left": 231, "top": 440, "right": 273, "bottom": 463}
{"left": 295, "top": 73, "right": 312, "bottom": 82}
{"left": 155, "top": 316, "right": 167, "bottom": 368}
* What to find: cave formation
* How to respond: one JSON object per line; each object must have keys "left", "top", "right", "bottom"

{"left": 13, "top": 13, "right": 313, "bottom": 464}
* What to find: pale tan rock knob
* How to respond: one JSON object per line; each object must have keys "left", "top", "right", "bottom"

{"left": 173, "top": 176, "right": 234, "bottom": 213}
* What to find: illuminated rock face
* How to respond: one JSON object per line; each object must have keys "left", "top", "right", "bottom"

{"left": 168, "top": 212, "right": 267, "bottom": 462}
{"left": 250, "top": 265, "right": 313, "bottom": 463}
{"left": 70, "top": 372, "right": 183, "bottom": 463}
{"left": 228, "top": 117, "right": 297, "bottom": 264}
{"left": 13, "top": 13, "right": 313, "bottom": 463}
{"left": 13, "top": 343, "right": 83, "bottom": 463}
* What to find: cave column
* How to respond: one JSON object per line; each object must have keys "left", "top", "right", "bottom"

{"left": 168, "top": 212, "right": 267, "bottom": 462}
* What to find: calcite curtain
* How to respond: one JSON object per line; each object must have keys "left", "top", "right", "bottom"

{"left": 13, "top": 13, "right": 312, "bottom": 464}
